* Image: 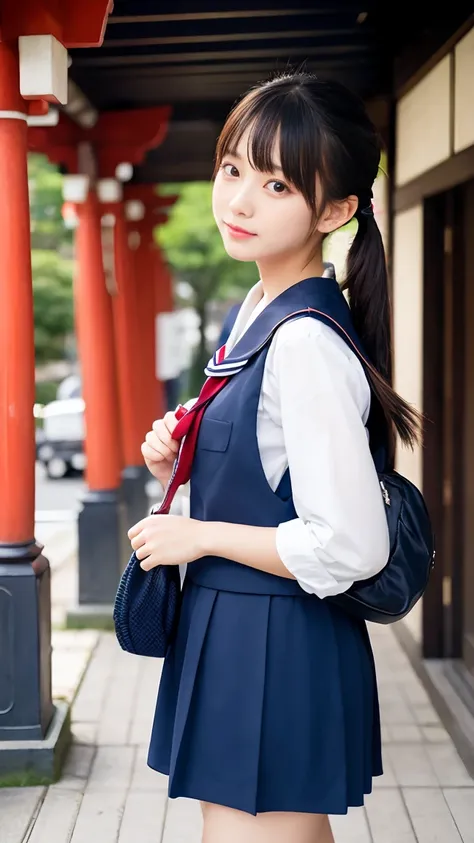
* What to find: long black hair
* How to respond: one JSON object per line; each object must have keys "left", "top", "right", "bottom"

{"left": 213, "top": 70, "right": 421, "bottom": 463}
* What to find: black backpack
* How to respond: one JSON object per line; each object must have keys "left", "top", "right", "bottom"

{"left": 290, "top": 306, "right": 435, "bottom": 625}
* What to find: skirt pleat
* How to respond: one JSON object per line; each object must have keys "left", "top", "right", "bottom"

{"left": 147, "top": 578, "right": 383, "bottom": 815}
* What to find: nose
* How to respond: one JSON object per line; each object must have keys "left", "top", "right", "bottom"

{"left": 228, "top": 182, "right": 253, "bottom": 218}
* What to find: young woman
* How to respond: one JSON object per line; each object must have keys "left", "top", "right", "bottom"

{"left": 128, "top": 71, "right": 419, "bottom": 843}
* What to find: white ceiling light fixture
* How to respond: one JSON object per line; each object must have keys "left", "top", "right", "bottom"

{"left": 62, "top": 174, "right": 90, "bottom": 203}
{"left": 116, "top": 161, "right": 134, "bottom": 182}
{"left": 97, "top": 178, "right": 123, "bottom": 204}
{"left": 125, "top": 199, "right": 145, "bottom": 221}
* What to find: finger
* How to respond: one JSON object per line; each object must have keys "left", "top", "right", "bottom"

{"left": 146, "top": 432, "right": 177, "bottom": 461}
{"left": 163, "top": 412, "right": 180, "bottom": 435}
{"left": 141, "top": 442, "right": 165, "bottom": 463}
{"left": 128, "top": 519, "right": 148, "bottom": 539}
{"left": 135, "top": 544, "right": 149, "bottom": 561}
{"left": 151, "top": 421, "right": 180, "bottom": 453}
{"left": 131, "top": 533, "right": 146, "bottom": 551}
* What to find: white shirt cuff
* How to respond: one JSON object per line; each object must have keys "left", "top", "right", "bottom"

{"left": 276, "top": 519, "right": 355, "bottom": 598}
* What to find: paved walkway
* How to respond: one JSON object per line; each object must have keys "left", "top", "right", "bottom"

{"left": 1, "top": 623, "right": 474, "bottom": 843}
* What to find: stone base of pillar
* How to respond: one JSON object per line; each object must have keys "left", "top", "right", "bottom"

{"left": 0, "top": 701, "right": 71, "bottom": 787}
{"left": 122, "top": 465, "right": 149, "bottom": 530}
{"left": 0, "top": 541, "right": 71, "bottom": 785}
{"left": 66, "top": 603, "right": 116, "bottom": 630}
{"left": 66, "top": 489, "right": 128, "bottom": 630}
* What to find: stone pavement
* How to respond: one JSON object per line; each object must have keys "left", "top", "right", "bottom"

{"left": 1, "top": 624, "right": 474, "bottom": 843}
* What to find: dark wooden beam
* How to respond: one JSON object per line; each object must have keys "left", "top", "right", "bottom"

{"left": 71, "top": 43, "right": 374, "bottom": 68}
{"left": 107, "top": 8, "right": 352, "bottom": 25}
{"left": 102, "top": 28, "right": 361, "bottom": 49}
{"left": 72, "top": 56, "right": 365, "bottom": 80}
{"left": 422, "top": 193, "right": 446, "bottom": 659}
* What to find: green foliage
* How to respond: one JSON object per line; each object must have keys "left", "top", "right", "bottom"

{"left": 157, "top": 182, "right": 258, "bottom": 303}
{"left": 157, "top": 182, "right": 257, "bottom": 390}
{"left": 32, "top": 250, "right": 74, "bottom": 363}
{"left": 28, "top": 153, "right": 72, "bottom": 252}
{"left": 27, "top": 153, "right": 75, "bottom": 364}
{"left": 35, "top": 379, "right": 61, "bottom": 406}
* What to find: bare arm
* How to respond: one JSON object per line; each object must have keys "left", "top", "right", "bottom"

{"left": 198, "top": 521, "right": 296, "bottom": 580}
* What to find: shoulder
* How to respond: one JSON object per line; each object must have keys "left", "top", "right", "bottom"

{"left": 267, "top": 315, "right": 371, "bottom": 419}
{"left": 271, "top": 314, "right": 363, "bottom": 369}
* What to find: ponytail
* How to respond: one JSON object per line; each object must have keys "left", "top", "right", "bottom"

{"left": 342, "top": 208, "right": 422, "bottom": 465}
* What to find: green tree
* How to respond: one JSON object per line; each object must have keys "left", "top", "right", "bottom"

{"left": 32, "top": 250, "right": 74, "bottom": 363}
{"left": 28, "top": 153, "right": 72, "bottom": 252}
{"left": 27, "top": 153, "right": 75, "bottom": 364}
{"left": 157, "top": 182, "right": 257, "bottom": 394}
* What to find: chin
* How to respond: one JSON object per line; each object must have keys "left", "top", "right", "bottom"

{"left": 222, "top": 241, "right": 260, "bottom": 262}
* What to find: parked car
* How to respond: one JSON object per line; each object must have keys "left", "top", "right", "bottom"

{"left": 36, "top": 397, "right": 86, "bottom": 479}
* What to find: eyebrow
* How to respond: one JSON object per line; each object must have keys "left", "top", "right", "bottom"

{"left": 226, "top": 148, "right": 283, "bottom": 173}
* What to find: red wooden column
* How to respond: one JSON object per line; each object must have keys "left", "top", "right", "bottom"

{"left": 0, "top": 42, "right": 37, "bottom": 546}
{"left": 75, "top": 192, "right": 122, "bottom": 492}
{"left": 155, "top": 242, "right": 175, "bottom": 314}
{"left": 124, "top": 187, "right": 178, "bottom": 427}
{"left": 99, "top": 184, "right": 149, "bottom": 527}
{"left": 128, "top": 211, "right": 166, "bottom": 428}
{"left": 109, "top": 199, "right": 144, "bottom": 465}
{"left": 0, "top": 41, "right": 56, "bottom": 757}
{"left": 65, "top": 187, "right": 128, "bottom": 618}
{"left": 154, "top": 243, "right": 181, "bottom": 410}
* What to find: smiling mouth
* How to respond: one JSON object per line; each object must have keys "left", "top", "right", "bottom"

{"left": 224, "top": 222, "right": 256, "bottom": 236}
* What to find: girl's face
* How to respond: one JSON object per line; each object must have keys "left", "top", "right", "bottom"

{"left": 212, "top": 127, "right": 317, "bottom": 267}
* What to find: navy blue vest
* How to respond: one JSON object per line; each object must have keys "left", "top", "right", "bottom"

{"left": 187, "top": 276, "right": 384, "bottom": 597}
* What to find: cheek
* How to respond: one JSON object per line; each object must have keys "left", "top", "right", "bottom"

{"left": 264, "top": 203, "right": 311, "bottom": 245}
{"left": 212, "top": 172, "right": 232, "bottom": 214}
{"left": 211, "top": 180, "right": 222, "bottom": 222}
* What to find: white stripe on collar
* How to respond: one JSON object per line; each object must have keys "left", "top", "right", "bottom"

{"left": 205, "top": 264, "right": 336, "bottom": 378}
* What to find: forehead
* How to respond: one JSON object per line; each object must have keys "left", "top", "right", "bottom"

{"left": 231, "top": 124, "right": 282, "bottom": 168}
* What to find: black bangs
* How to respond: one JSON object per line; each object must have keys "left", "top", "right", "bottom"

{"left": 214, "top": 78, "right": 326, "bottom": 216}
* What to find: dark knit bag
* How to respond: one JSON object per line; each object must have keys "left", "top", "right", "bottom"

{"left": 113, "top": 377, "right": 229, "bottom": 657}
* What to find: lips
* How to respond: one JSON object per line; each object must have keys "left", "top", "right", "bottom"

{"left": 224, "top": 222, "right": 256, "bottom": 236}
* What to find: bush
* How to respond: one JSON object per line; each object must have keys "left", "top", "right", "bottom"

{"left": 35, "top": 380, "right": 60, "bottom": 406}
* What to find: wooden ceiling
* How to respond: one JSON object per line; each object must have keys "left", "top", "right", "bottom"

{"left": 67, "top": 1, "right": 473, "bottom": 183}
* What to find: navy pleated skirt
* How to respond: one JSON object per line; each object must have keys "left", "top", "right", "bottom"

{"left": 147, "top": 576, "right": 383, "bottom": 815}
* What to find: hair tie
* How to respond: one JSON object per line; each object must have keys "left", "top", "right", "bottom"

{"left": 360, "top": 202, "right": 374, "bottom": 217}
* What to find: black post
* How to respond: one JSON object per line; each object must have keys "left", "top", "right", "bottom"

{"left": 122, "top": 465, "right": 150, "bottom": 531}
{"left": 67, "top": 488, "right": 129, "bottom": 629}
{"left": 0, "top": 541, "right": 70, "bottom": 785}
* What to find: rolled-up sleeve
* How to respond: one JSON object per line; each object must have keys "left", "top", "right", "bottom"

{"left": 273, "top": 321, "right": 390, "bottom": 598}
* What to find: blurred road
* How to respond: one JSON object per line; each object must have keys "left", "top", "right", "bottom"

{"left": 35, "top": 463, "right": 84, "bottom": 572}
{"left": 35, "top": 461, "right": 85, "bottom": 515}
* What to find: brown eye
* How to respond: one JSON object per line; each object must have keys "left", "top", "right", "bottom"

{"left": 267, "top": 180, "right": 288, "bottom": 194}
{"left": 223, "top": 163, "right": 239, "bottom": 177}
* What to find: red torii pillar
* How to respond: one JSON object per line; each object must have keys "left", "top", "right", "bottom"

{"left": 28, "top": 105, "right": 171, "bottom": 619}
{"left": 92, "top": 109, "right": 171, "bottom": 529}
{"left": 124, "top": 187, "right": 179, "bottom": 428}
{"left": 65, "top": 186, "right": 127, "bottom": 625}
{"left": 0, "top": 0, "right": 112, "bottom": 784}
{"left": 154, "top": 244, "right": 181, "bottom": 410}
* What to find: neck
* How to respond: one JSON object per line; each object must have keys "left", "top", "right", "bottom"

{"left": 256, "top": 250, "right": 325, "bottom": 303}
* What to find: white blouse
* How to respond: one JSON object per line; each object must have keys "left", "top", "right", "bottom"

{"left": 184, "top": 269, "right": 390, "bottom": 599}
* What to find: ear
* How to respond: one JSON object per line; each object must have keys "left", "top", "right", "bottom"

{"left": 316, "top": 195, "right": 359, "bottom": 234}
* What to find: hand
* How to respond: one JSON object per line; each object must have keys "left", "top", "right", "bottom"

{"left": 141, "top": 412, "right": 181, "bottom": 488}
{"left": 128, "top": 514, "right": 205, "bottom": 570}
